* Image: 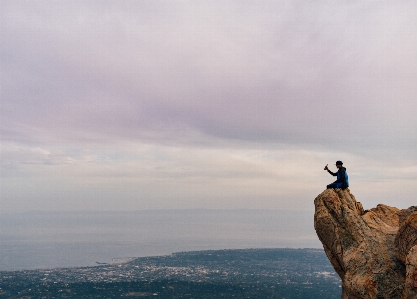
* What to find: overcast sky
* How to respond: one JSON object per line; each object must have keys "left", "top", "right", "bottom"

{"left": 1, "top": 0, "right": 416, "bottom": 213}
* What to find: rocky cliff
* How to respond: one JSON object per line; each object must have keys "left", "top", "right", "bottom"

{"left": 314, "top": 188, "right": 417, "bottom": 299}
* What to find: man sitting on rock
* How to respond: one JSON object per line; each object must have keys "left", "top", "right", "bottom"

{"left": 324, "top": 160, "right": 349, "bottom": 190}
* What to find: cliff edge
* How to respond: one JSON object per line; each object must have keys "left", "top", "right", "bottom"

{"left": 314, "top": 188, "right": 417, "bottom": 299}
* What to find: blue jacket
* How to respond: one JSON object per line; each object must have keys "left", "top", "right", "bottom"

{"left": 328, "top": 167, "right": 349, "bottom": 189}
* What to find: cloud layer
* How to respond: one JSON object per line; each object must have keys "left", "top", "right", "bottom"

{"left": 1, "top": 1, "right": 416, "bottom": 212}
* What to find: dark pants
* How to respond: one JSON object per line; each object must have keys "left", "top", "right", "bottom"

{"left": 327, "top": 182, "right": 342, "bottom": 189}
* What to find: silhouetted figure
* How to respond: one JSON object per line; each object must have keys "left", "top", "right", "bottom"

{"left": 324, "top": 161, "right": 349, "bottom": 189}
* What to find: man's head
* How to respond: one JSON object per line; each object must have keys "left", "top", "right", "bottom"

{"left": 336, "top": 161, "right": 343, "bottom": 168}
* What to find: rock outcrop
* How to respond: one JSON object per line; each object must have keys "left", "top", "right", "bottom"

{"left": 397, "top": 207, "right": 417, "bottom": 299}
{"left": 314, "top": 188, "right": 417, "bottom": 299}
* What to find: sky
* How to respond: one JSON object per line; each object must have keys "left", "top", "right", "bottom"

{"left": 1, "top": 0, "right": 416, "bottom": 213}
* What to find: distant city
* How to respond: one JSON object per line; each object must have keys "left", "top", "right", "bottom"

{"left": 0, "top": 248, "right": 341, "bottom": 298}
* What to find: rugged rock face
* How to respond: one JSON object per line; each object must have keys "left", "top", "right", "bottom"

{"left": 397, "top": 207, "right": 417, "bottom": 299}
{"left": 404, "top": 245, "right": 417, "bottom": 299}
{"left": 396, "top": 207, "right": 417, "bottom": 263}
{"left": 314, "top": 188, "right": 417, "bottom": 299}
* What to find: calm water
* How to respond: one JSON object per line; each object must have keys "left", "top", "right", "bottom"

{"left": 0, "top": 210, "right": 320, "bottom": 271}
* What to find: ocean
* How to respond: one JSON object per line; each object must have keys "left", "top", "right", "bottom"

{"left": 0, "top": 209, "right": 321, "bottom": 271}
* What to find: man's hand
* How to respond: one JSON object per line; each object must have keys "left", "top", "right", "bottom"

{"left": 324, "top": 164, "right": 328, "bottom": 171}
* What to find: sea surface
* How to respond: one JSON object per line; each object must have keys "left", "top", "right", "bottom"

{"left": 0, "top": 209, "right": 321, "bottom": 271}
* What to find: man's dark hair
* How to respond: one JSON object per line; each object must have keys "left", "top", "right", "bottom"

{"left": 336, "top": 161, "right": 343, "bottom": 166}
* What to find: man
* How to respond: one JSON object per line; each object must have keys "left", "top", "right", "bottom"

{"left": 324, "top": 161, "right": 349, "bottom": 190}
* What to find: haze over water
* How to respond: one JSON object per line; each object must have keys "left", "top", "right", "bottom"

{"left": 0, "top": 209, "right": 319, "bottom": 271}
